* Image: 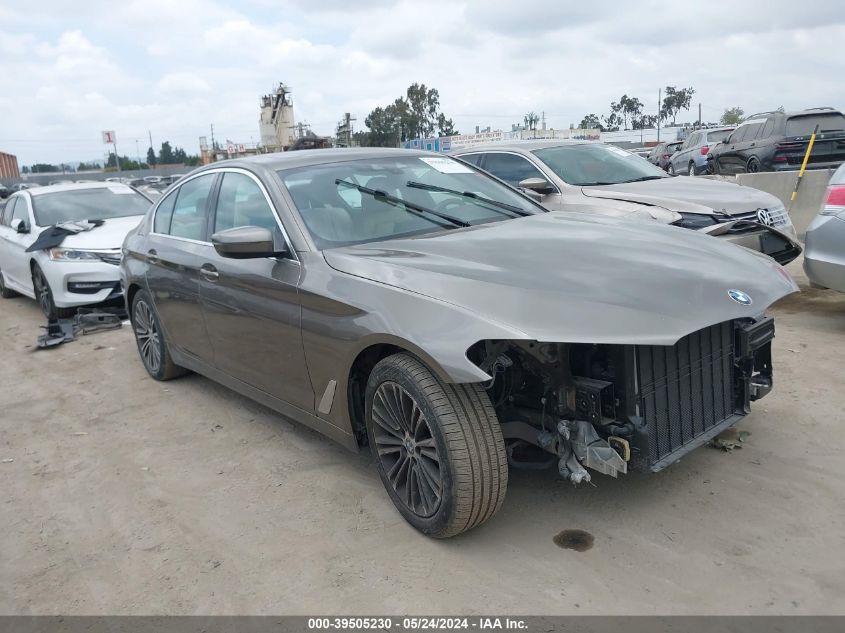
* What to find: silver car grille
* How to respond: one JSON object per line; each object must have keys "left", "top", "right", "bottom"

{"left": 729, "top": 205, "right": 790, "bottom": 228}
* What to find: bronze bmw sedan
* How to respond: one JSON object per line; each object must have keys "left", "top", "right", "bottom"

{"left": 120, "top": 148, "right": 797, "bottom": 537}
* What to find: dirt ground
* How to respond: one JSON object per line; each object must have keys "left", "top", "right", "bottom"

{"left": 2, "top": 257, "right": 844, "bottom": 615}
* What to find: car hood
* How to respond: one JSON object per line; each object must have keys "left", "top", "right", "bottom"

{"left": 323, "top": 212, "right": 798, "bottom": 346}
{"left": 581, "top": 176, "right": 782, "bottom": 216}
{"left": 41, "top": 215, "right": 145, "bottom": 250}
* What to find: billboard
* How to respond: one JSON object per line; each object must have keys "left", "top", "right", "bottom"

{"left": 101, "top": 130, "right": 116, "bottom": 144}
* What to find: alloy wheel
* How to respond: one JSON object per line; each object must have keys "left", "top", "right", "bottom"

{"left": 371, "top": 381, "right": 442, "bottom": 518}
{"left": 133, "top": 299, "right": 162, "bottom": 373}
{"left": 32, "top": 268, "right": 52, "bottom": 317}
{"left": 688, "top": 162, "right": 696, "bottom": 176}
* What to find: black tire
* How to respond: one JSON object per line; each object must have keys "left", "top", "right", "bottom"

{"left": 130, "top": 289, "right": 187, "bottom": 381}
{"left": 365, "top": 353, "right": 508, "bottom": 538}
{"left": 667, "top": 162, "right": 676, "bottom": 175}
{"left": 31, "top": 263, "right": 74, "bottom": 319}
{"left": 688, "top": 162, "right": 697, "bottom": 176}
{"left": 0, "top": 268, "right": 18, "bottom": 298}
{"left": 746, "top": 157, "right": 761, "bottom": 173}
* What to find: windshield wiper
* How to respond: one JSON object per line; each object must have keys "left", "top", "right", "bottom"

{"left": 619, "top": 176, "right": 667, "bottom": 183}
{"left": 405, "top": 181, "right": 530, "bottom": 217}
{"left": 335, "top": 179, "right": 470, "bottom": 228}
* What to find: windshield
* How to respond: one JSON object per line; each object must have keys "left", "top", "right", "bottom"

{"left": 279, "top": 155, "right": 541, "bottom": 249}
{"left": 533, "top": 144, "right": 669, "bottom": 186}
{"left": 32, "top": 186, "right": 152, "bottom": 226}
{"left": 786, "top": 113, "right": 845, "bottom": 136}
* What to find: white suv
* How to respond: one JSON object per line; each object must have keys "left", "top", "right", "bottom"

{"left": 0, "top": 182, "right": 152, "bottom": 318}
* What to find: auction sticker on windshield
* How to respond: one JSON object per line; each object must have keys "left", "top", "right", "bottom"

{"left": 419, "top": 156, "right": 473, "bottom": 173}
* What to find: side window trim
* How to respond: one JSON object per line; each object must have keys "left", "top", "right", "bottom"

{"left": 150, "top": 172, "right": 218, "bottom": 244}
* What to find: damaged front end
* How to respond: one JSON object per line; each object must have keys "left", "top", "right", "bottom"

{"left": 469, "top": 316, "right": 776, "bottom": 483}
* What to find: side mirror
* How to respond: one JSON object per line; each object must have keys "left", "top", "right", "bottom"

{"left": 10, "top": 218, "right": 28, "bottom": 234}
{"left": 211, "top": 226, "right": 287, "bottom": 259}
{"left": 518, "top": 177, "right": 555, "bottom": 195}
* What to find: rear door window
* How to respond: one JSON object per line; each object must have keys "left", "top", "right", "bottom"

{"left": 153, "top": 190, "right": 177, "bottom": 234}
{"left": 457, "top": 153, "right": 484, "bottom": 167}
{"left": 169, "top": 174, "right": 217, "bottom": 241}
{"left": 1, "top": 198, "right": 16, "bottom": 226}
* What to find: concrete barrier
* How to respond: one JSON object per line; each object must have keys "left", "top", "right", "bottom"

{"left": 707, "top": 169, "right": 836, "bottom": 237}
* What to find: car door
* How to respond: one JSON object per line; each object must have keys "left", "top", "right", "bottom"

{"left": 0, "top": 197, "right": 19, "bottom": 285}
{"left": 1, "top": 195, "right": 37, "bottom": 290}
{"left": 734, "top": 119, "right": 765, "bottom": 171}
{"left": 672, "top": 133, "right": 696, "bottom": 172}
{"left": 198, "top": 169, "right": 313, "bottom": 412}
{"left": 145, "top": 173, "right": 217, "bottom": 363}
{"left": 717, "top": 127, "right": 744, "bottom": 173}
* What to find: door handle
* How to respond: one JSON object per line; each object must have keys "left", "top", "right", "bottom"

{"left": 147, "top": 249, "right": 159, "bottom": 264}
{"left": 200, "top": 264, "right": 219, "bottom": 282}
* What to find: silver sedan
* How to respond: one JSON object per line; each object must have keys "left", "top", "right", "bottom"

{"left": 804, "top": 164, "right": 845, "bottom": 291}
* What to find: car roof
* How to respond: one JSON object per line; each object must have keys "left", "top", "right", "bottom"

{"left": 450, "top": 139, "right": 590, "bottom": 154}
{"left": 26, "top": 181, "right": 136, "bottom": 196}
{"left": 194, "top": 147, "right": 440, "bottom": 174}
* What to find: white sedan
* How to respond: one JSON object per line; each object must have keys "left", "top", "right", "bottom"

{"left": 0, "top": 182, "right": 152, "bottom": 318}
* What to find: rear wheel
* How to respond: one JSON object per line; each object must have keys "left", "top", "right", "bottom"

{"left": 688, "top": 162, "right": 696, "bottom": 176}
{"left": 131, "top": 289, "right": 187, "bottom": 381}
{"left": 746, "top": 157, "right": 761, "bottom": 173}
{"left": 31, "top": 264, "right": 74, "bottom": 319}
{"left": 365, "top": 353, "right": 508, "bottom": 538}
{"left": 667, "top": 163, "right": 676, "bottom": 175}
{"left": 0, "top": 268, "right": 18, "bottom": 298}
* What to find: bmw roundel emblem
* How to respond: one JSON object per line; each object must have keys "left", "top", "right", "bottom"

{"left": 728, "top": 289, "right": 752, "bottom": 305}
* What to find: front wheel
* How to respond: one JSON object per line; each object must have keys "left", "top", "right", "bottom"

{"left": 667, "top": 163, "right": 676, "bottom": 175}
{"left": 365, "top": 353, "right": 508, "bottom": 538}
{"left": 31, "top": 264, "right": 74, "bottom": 319}
{"left": 131, "top": 289, "right": 187, "bottom": 381}
{"left": 688, "top": 162, "right": 696, "bottom": 176}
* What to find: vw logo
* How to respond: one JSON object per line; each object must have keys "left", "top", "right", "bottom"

{"left": 728, "top": 289, "right": 752, "bottom": 306}
{"left": 756, "top": 208, "right": 774, "bottom": 226}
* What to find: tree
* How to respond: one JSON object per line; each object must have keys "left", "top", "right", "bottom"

{"left": 363, "top": 83, "right": 458, "bottom": 146}
{"left": 578, "top": 114, "right": 604, "bottom": 131}
{"left": 173, "top": 146, "right": 188, "bottom": 163}
{"left": 364, "top": 105, "right": 402, "bottom": 147}
{"left": 720, "top": 106, "right": 745, "bottom": 126}
{"left": 601, "top": 112, "right": 621, "bottom": 132}
{"left": 524, "top": 111, "right": 540, "bottom": 132}
{"left": 661, "top": 86, "right": 696, "bottom": 126}
{"left": 159, "top": 141, "right": 175, "bottom": 164}
{"left": 633, "top": 114, "right": 657, "bottom": 130}
{"left": 31, "top": 163, "right": 60, "bottom": 173}
{"left": 146, "top": 147, "right": 157, "bottom": 167}
{"left": 21, "top": 165, "right": 30, "bottom": 174}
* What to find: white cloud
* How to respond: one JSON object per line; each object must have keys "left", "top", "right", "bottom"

{"left": 0, "top": 0, "right": 843, "bottom": 166}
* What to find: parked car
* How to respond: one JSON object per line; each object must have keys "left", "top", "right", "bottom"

{"left": 804, "top": 163, "right": 845, "bottom": 292}
{"left": 121, "top": 149, "right": 796, "bottom": 537}
{"left": 451, "top": 141, "right": 801, "bottom": 264}
{"left": 668, "top": 127, "right": 734, "bottom": 176}
{"left": 647, "top": 141, "right": 683, "bottom": 172}
{"left": 0, "top": 182, "right": 152, "bottom": 317}
{"left": 0, "top": 184, "right": 8, "bottom": 199}
{"left": 11, "top": 183, "right": 40, "bottom": 192}
{"left": 708, "top": 107, "right": 845, "bottom": 174}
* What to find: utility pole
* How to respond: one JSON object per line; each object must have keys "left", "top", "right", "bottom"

{"left": 657, "top": 87, "right": 662, "bottom": 142}
{"left": 210, "top": 124, "right": 216, "bottom": 151}
{"left": 698, "top": 103, "right": 702, "bottom": 128}
{"left": 135, "top": 139, "right": 141, "bottom": 166}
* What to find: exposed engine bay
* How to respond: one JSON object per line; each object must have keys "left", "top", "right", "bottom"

{"left": 468, "top": 316, "right": 776, "bottom": 483}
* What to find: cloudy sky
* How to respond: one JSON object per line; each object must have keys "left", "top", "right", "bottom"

{"left": 1, "top": 0, "right": 843, "bottom": 166}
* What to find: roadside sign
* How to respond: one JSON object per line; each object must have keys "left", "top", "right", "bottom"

{"left": 227, "top": 143, "right": 235, "bottom": 155}
{"left": 102, "top": 130, "right": 116, "bottom": 144}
